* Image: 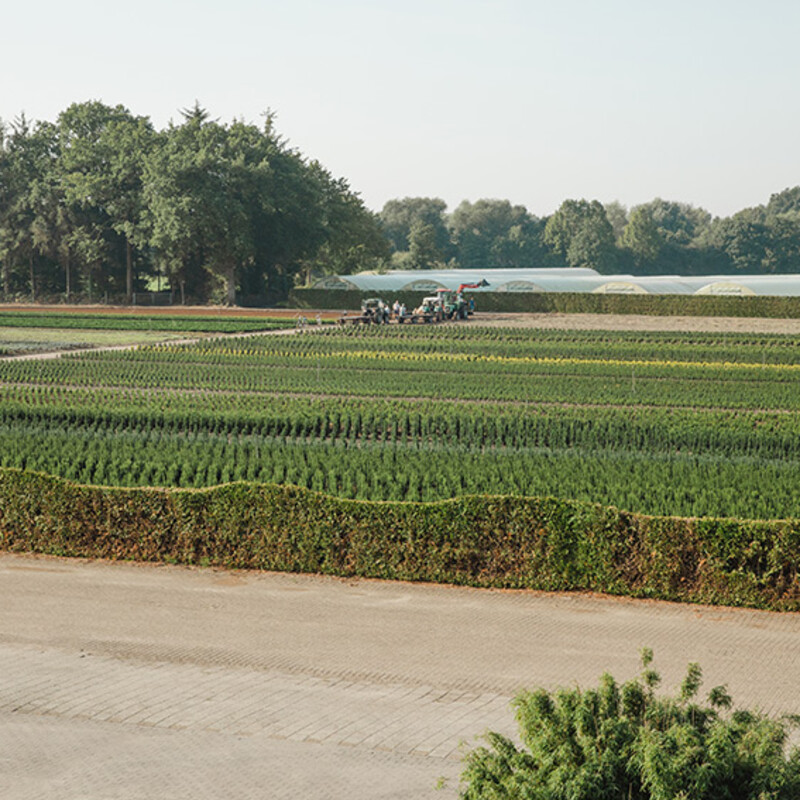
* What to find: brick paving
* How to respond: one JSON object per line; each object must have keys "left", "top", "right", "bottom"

{"left": 1, "top": 553, "right": 799, "bottom": 798}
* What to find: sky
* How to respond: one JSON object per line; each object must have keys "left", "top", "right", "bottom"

{"left": 3, "top": 0, "right": 800, "bottom": 219}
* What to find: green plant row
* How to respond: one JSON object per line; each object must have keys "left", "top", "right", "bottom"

{"left": 5, "top": 388, "right": 800, "bottom": 462}
{"left": 289, "top": 288, "right": 800, "bottom": 318}
{"left": 4, "top": 350, "right": 798, "bottom": 409}
{"left": 2, "top": 423, "right": 799, "bottom": 519}
{"left": 116, "top": 325, "right": 800, "bottom": 365}
{"left": 0, "top": 311, "right": 295, "bottom": 333}
{"left": 2, "top": 468, "right": 798, "bottom": 611}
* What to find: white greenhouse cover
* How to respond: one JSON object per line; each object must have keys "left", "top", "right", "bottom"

{"left": 310, "top": 268, "right": 800, "bottom": 297}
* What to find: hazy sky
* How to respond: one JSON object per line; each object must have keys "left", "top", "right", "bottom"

{"left": 4, "top": 0, "right": 799, "bottom": 218}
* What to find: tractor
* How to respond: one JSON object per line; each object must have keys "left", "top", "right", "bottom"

{"left": 434, "top": 280, "right": 489, "bottom": 320}
{"left": 360, "top": 297, "right": 389, "bottom": 324}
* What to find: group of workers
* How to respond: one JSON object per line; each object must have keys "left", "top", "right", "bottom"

{"left": 391, "top": 300, "right": 410, "bottom": 320}
{"left": 362, "top": 299, "right": 410, "bottom": 322}
{"left": 349, "top": 294, "right": 476, "bottom": 324}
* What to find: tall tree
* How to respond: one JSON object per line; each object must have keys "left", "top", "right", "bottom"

{"left": 57, "top": 101, "right": 154, "bottom": 301}
{"left": 298, "top": 163, "right": 390, "bottom": 282}
{"left": 28, "top": 121, "right": 81, "bottom": 299}
{"left": 144, "top": 108, "right": 263, "bottom": 303}
{"left": 448, "top": 199, "right": 547, "bottom": 267}
{"left": 637, "top": 198, "right": 712, "bottom": 246}
{"left": 604, "top": 200, "right": 628, "bottom": 244}
{"left": 0, "top": 115, "right": 59, "bottom": 299}
{"left": 544, "top": 199, "right": 617, "bottom": 271}
{"left": 767, "top": 186, "right": 800, "bottom": 218}
{"left": 622, "top": 206, "right": 663, "bottom": 267}
{"left": 407, "top": 220, "right": 443, "bottom": 269}
{"left": 146, "top": 107, "right": 333, "bottom": 304}
{"left": 698, "top": 207, "right": 800, "bottom": 274}
{"left": 245, "top": 115, "right": 328, "bottom": 300}
{"left": 379, "top": 197, "right": 450, "bottom": 260}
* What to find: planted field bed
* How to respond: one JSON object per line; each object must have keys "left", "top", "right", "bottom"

{"left": 0, "top": 310, "right": 296, "bottom": 334}
{"left": 0, "top": 308, "right": 300, "bottom": 356}
{"left": 2, "top": 323, "right": 800, "bottom": 606}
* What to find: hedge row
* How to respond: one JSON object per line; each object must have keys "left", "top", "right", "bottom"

{"left": 2, "top": 468, "right": 798, "bottom": 610}
{"left": 289, "top": 288, "right": 800, "bottom": 318}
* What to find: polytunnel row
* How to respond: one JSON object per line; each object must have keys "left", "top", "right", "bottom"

{"left": 312, "top": 267, "right": 800, "bottom": 296}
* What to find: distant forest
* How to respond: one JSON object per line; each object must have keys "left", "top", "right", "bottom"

{"left": 380, "top": 192, "right": 800, "bottom": 278}
{"left": 2, "top": 102, "right": 800, "bottom": 305}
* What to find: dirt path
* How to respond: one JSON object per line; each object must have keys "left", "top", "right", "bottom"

{"left": 1, "top": 554, "right": 799, "bottom": 799}
{"left": 470, "top": 312, "right": 800, "bottom": 334}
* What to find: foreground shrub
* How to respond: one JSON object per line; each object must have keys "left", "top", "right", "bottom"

{"left": 460, "top": 649, "right": 800, "bottom": 799}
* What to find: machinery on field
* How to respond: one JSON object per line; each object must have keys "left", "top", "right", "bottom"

{"left": 338, "top": 297, "right": 390, "bottom": 325}
{"left": 337, "top": 279, "right": 489, "bottom": 326}
{"left": 420, "top": 280, "right": 490, "bottom": 320}
{"left": 360, "top": 297, "right": 390, "bottom": 323}
{"left": 455, "top": 279, "right": 490, "bottom": 310}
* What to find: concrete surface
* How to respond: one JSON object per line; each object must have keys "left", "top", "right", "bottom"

{"left": 1, "top": 553, "right": 799, "bottom": 799}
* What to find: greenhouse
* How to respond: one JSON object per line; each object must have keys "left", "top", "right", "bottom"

{"left": 310, "top": 268, "right": 800, "bottom": 296}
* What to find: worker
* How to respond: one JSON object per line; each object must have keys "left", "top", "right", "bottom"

{"left": 392, "top": 300, "right": 400, "bottom": 318}
{"left": 469, "top": 296, "right": 476, "bottom": 314}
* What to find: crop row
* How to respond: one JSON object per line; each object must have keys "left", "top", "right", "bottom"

{"left": 3, "top": 324, "right": 800, "bottom": 523}
{"left": 108, "top": 326, "right": 800, "bottom": 368}
{"left": 3, "top": 351, "right": 799, "bottom": 409}
{"left": 0, "top": 311, "right": 295, "bottom": 333}
{"left": 2, "top": 421, "right": 800, "bottom": 519}
{"left": 108, "top": 342, "right": 800, "bottom": 382}
{"left": 297, "top": 324, "right": 800, "bottom": 358}
{"left": 5, "top": 385, "right": 800, "bottom": 458}
{"left": 288, "top": 325, "right": 800, "bottom": 365}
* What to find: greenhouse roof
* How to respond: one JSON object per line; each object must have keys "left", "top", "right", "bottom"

{"left": 310, "top": 268, "right": 800, "bottom": 297}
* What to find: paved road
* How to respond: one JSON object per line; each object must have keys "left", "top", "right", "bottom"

{"left": 2, "top": 554, "right": 799, "bottom": 799}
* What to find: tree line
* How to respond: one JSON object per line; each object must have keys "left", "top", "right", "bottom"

{"left": 0, "top": 102, "right": 389, "bottom": 304}
{"left": 3, "top": 101, "right": 800, "bottom": 306}
{"left": 379, "top": 191, "right": 800, "bottom": 276}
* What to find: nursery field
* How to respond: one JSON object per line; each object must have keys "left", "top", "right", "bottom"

{"left": 2, "top": 323, "right": 800, "bottom": 521}
{"left": 0, "top": 310, "right": 297, "bottom": 334}
{"left": 0, "top": 310, "right": 297, "bottom": 356}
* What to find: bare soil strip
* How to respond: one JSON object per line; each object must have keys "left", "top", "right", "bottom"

{"left": 469, "top": 312, "right": 800, "bottom": 334}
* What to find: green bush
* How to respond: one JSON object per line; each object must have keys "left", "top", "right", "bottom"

{"left": 2, "top": 469, "right": 800, "bottom": 610}
{"left": 460, "top": 649, "right": 800, "bottom": 799}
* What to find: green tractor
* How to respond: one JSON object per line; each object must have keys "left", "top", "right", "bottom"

{"left": 435, "top": 289, "right": 468, "bottom": 320}
{"left": 434, "top": 280, "right": 488, "bottom": 320}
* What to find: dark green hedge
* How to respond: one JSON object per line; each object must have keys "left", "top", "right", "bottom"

{"left": 289, "top": 288, "right": 800, "bottom": 318}
{"left": 2, "top": 468, "right": 799, "bottom": 610}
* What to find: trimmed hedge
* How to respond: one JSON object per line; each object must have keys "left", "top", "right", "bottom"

{"left": 289, "top": 288, "right": 800, "bottom": 318}
{"left": 1, "top": 468, "right": 799, "bottom": 610}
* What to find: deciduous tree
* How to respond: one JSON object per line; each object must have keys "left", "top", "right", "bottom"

{"left": 379, "top": 197, "right": 451, "bottom": 260}
{"left": 544, "top": 199, "right": 617, "bottom": 271}
{"left": 623, "top": 206, "right": 663, "bottom": 266}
